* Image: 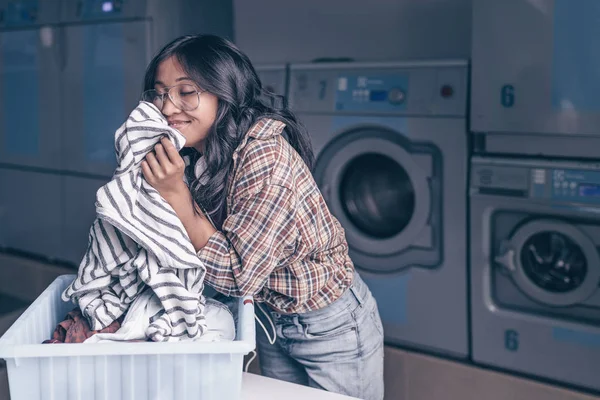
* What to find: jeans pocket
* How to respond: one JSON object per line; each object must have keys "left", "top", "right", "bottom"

{"left": 303, "top": 311, "right": 357, "bottom": 339}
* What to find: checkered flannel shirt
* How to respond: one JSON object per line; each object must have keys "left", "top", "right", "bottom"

{"left": 197, "top": 118, "right": 355, "bottom": 314}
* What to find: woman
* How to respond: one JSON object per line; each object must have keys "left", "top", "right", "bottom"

{"left": 140, "top": 34, "right": 384, "bottom": 400}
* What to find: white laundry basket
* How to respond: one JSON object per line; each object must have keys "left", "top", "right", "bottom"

{"left": 0, "top": 275, "right": 256, "bottom": 400}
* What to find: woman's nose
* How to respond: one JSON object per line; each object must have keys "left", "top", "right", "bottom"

{"left": 161, "top": 95, "right": 181, "bottom": 115}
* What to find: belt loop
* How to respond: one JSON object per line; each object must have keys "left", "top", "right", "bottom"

{"left": 292, "top": 315, "right": 303, "bottom": 334}
{"left": 349, "top": 281, "right": 364, "bottom": 306}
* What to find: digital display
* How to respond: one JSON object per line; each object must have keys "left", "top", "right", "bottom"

{"left": 369, "top": 90, "right": 387, "bottom": 102}
{"left": 578, "top": 183, "right": 600, "bottom": 197}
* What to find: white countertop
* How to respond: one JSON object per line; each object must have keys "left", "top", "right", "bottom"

{"left": 242, "top": 372, "right": 360, "bottom": 400}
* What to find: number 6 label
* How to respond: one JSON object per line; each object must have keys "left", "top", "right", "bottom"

{"left": 501, "top": 84, "right": 515, "bottom": 108}
{"left": 505, "top": 329, "right": 519, "bottom": 352}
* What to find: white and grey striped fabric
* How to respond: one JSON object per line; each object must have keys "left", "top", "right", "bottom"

{"left": 62, "top": 101, "right": 208, "bottom": 342}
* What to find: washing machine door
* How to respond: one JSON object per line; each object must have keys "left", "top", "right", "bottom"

{"left": 314, "top": 126, "right": 432, "bottom": 273}
{"left": 495, "top": 219, "right": 600, "bottom": 306}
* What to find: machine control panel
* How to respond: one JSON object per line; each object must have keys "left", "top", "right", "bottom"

{"left": 549, "top": 168, "right": 600, "bottom": 202}
{"left": 471, "top": 157, "right": 600, "bottom": 205}
{"left": 335, "top": 73, "right": 409, "bottom": 112}
{"left": 288, "top": 62, "right": 468, "bottom": 117}
{"left": 256, "top": 66, "right": 287, "bottom": 107}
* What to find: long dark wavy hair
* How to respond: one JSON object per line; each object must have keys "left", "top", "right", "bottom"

{"left": 143, "top": 34, "right": 314, "bottom": 229}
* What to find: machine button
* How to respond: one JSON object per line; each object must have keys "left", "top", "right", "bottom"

{"left": 388, "top": 87, "right": 406, "bottom": 105}
{"left": 440, "top": 84, "right": 454, "bottom": 98}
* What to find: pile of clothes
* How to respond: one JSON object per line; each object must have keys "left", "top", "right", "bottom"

{"left": 44, "top": 295, "right": 235, "bottom": 344}
{"left": 45, "top": 102, "right": 235, "bottom": 344}
{"left": 43, "top": 309, "right": 124, "bottom": 344}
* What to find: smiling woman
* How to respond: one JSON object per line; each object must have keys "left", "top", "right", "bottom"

{"left": 137, "top": 34, "right": 384, "bottom": 400}
{"left": 141, "top": 57, "right": 219, "bottom": 152}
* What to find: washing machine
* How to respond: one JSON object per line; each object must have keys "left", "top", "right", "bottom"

{"left": 255, "top": 64, "right": 288, "bottom": 106}
{"left": 470, "top": 156, "right": 600, "bottom": 392}
{"left": 288, "top": 61, "right": 469, "bottom": 357}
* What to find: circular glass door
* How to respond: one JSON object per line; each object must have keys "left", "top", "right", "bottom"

{"left": 520, "top": 231, "right": 588, "bottom": 294}
{"left": 339, "top": 153, "right": 415, "bottom": 239}
{"left": 500, "top": 219, "right": 600, "bottom": 306}
{"left": 313, "top": 127, "right": 432, "bottom": 266}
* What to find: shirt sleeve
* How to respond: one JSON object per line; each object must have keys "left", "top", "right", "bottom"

{"left": 196, "top": 181, "right": 297, "bottom": 297}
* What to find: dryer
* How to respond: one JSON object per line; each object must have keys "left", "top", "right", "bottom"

{"left": 289, "top": 61, "right": 469, "bottom": 357}
{"left": 470, "top": 156, "right": 600, "bottom": 392}
{"left": 471, "top": 0, "right": 600, "bottom": 160}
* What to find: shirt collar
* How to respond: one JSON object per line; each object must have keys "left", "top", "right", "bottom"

{"left": 244, "top": 118, "right": 286, "bottom": 142}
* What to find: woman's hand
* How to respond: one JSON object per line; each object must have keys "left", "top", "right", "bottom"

{"left": 141, "top": 137, "right": 187, "bottom": 200}
{"left": 142, "top": 137, "right": 216, "bottom": 250}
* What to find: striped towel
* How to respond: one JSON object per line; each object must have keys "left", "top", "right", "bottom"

{"left": 61, "top": 101, "right": 208, "bottom": 342}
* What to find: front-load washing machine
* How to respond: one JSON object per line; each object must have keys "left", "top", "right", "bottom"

{"left": 470, "top": 156, "right": 600, "bottom": 392}
{"left": 288, "top": 61, "right": 469, "bottom": 357}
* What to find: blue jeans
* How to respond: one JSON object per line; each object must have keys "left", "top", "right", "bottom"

{"left": 255, "top": 272, "right": 384, "bottom": 400}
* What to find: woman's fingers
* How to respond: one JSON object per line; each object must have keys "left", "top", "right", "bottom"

{"left": 161, "top": 137, "right": 185, "bottom": 168}
{"left": 145, "top": 152, "right": 163, "bottom": 178}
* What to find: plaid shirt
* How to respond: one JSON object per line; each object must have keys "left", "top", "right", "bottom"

{"left": 197, "top": 118, "right": 355, "bottom": 314}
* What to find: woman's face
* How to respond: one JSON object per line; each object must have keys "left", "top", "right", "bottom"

{"left": 154, "top": 56, "right": 219, "bottom": 152}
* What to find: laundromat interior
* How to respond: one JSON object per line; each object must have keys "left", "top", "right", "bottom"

{"left": 0, "top": 1, "right": 599, "bottom": 399}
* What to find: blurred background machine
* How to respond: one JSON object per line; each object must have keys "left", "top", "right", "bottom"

{"left": 0, "top": 0, "right": 233, "bottom": 266}
{"left": 255, "top": 64, "right": 288, "bottom": 107}
{"left": 470, "top": 0, "right": 600, "bottom": 392}
{"left": 471, "top": 0, "right": 600, "bottom": 159}
{"left": 470, "top": 156, "right": 600, "bottom": 392}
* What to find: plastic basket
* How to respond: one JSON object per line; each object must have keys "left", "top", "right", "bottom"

{"left": 0, "top": 275, "right": 255, "bottom": 400}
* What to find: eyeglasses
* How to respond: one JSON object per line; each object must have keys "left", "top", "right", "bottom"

{"left": 141, "top": 84, "right": 204, "bottom": 112}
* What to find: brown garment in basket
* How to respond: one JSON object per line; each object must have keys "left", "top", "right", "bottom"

{"left": 42, "top": 308, "right": 123, "bottom": 344}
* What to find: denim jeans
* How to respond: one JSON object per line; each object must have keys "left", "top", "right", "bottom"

{"left": 255, "top": 272, "right": 384, "bottom": 400}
